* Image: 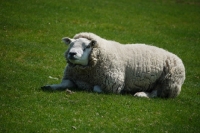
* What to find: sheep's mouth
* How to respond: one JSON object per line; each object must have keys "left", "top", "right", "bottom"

{"left": 68, "top": 56, "right": 78, "bottom": 60}
{"left": 68, "top": 58, "right": 80, "bottom": 65}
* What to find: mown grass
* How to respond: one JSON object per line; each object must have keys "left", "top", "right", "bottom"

{"left": 0, "top": 0, "right": 200, "bottom": 132}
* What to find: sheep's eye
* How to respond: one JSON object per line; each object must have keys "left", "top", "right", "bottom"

{"left": 83, "top": 45, "right": 91, "bottom": 51}
{"left": 83, "top": 47, "right": 87, "bottom": 51}
{"left": 86, "top": 45, "right": 91, "bottom": 48}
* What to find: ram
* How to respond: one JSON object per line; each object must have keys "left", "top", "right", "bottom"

{"left": 42, "top": 32, "right": 185, "bottom": 98}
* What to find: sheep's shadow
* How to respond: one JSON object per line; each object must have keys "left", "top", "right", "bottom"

{"left": 40, "top": 86, "right": 82, "bottom": 93}
{"left": 40, "top": 86, "right": 141, "bottom": 96}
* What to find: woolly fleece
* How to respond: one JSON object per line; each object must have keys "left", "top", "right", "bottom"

{"left": 63, "top": 32, "right": 185, "bottom": 98}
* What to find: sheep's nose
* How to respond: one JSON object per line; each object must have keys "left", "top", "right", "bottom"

{"left": 68, "top": 52, "right": 77, "bottom": 60}
{"left": 69, "top": 52, "right": 77, "bottom": 56}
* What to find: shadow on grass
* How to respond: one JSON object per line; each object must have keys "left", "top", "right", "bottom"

{"left": 39, "top": 86, "right": 163, "bottom": 99}
{"left": 40, "top": 86, "right": 89, "bottom": 93}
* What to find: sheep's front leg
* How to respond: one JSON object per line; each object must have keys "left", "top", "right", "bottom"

{"left": 41, "top": 79, "right": 75, "bottom": 91}
{"left": 134, "top": 90, "right": 157, "bottom": 98}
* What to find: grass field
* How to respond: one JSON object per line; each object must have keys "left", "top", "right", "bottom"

{"left": 1, "top": 0, "right": 200, "bottom": 132}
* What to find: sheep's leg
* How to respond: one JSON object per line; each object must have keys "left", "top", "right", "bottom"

{"left": 93, "top": 85, "right": 103, "bottom": 93}
{"left": 41, "top": 79, "right": 75, "bottom": 91}
{"left": 134, "top": 90, "right": 157, "bottom": 98}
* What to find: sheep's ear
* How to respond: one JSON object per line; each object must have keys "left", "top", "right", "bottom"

{"left": 90, "top": 40, "right": 97, "bottom": 47}
{"left": 62, "top": 37, "right": 75, "bottom": 45}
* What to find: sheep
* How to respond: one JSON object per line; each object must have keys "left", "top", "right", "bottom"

{"left": 41, "top": 32, "right": 185, "bottom": 98}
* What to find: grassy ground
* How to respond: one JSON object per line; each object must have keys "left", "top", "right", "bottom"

{"left": 1, "top": 0, "right": 200, "bottom": 132}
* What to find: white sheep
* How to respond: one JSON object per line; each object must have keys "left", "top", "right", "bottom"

{"left": 42, "top": 32, "right": 185, "bottom": 98}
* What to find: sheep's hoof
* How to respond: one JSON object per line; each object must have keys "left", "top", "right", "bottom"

{"left": 41, "top": 85, "right": 54, "bottom": 91}
{"left": 93, "top": 85, "right": 102, "bottom": 93}
{"left": 134, "top": 92, "right": 150, "bottom": 98}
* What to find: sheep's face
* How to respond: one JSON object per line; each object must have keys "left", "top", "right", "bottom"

{"left": 62, "top": 37, "right": 97, "bottom": 66}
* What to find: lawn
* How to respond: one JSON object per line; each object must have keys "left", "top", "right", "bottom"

{"left": 0, "top": 0, "right": 200, "bottom": 132}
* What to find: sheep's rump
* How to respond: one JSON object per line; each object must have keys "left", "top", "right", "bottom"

{"left": 122, "top": 44, "right": 185, "bottom": 92}
{"left": 68, "top": 32, "right": 185, "bottom": 98}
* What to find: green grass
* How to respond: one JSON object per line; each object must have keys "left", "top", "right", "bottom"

{"left": 1, "top": 0, "right": 200, "bottom": 132}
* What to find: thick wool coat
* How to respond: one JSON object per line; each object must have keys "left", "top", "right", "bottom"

{"left": 63, "top": 32, "right": 185, "bottom": 98}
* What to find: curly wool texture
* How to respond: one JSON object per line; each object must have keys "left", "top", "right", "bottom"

{"left": 63, "top": 32, "right": 185, "bottom": 98}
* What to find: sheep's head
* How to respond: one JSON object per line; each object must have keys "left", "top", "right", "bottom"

{"left": 62, "top": 37, "right": 97, "bottom": 66}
